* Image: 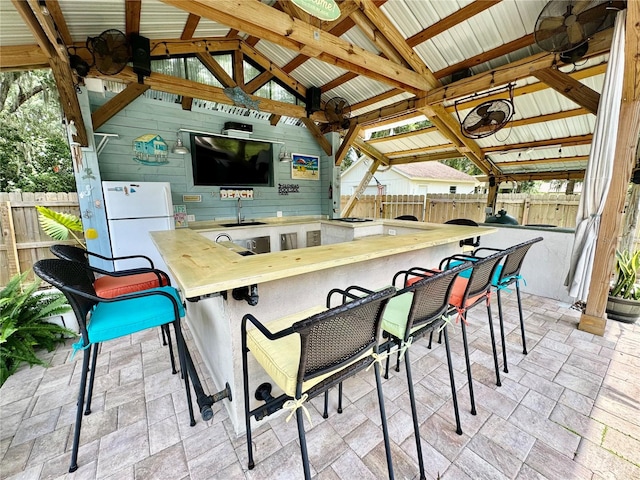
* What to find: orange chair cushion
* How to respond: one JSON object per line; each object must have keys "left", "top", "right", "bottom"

{"left": 94, "top": 272, "right": 167, "bottom": 298}
{"left": 407, "top": 273, "right": 485, "bottom": 309}
{"left": 448, "top": 277, "right": 485, "bottom": 308}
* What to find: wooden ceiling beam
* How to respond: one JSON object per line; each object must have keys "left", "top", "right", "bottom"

{"left": 125, "top": 0, "right": 141, "bottom": 36}
{"left": 496, "top": 155, "right": 589, "bottom": 167}
{"left": 533, "top": 68, "right": 600, "bottom": 114}
{"left": 353, "top": 137, "right": 390, "bottom": 166}
{"left": 300, "top": 118, "right": 333, "bottom": 156}
{"left": 407, "top": 0, "right": 502, "bottom": 47}
{"left": 350, "top": 10, "right": 408, "bottom": 67}
{"left": 160, "top": 0, "right": 432, "bottom": 93}
{"left": 435, "top": 33, "right": 534, "bottom": 80}
{"left": 349, "top": 88, "right": 404, "bottom": 112}
{"left": 244, "top": 71, "right": 272, "bottom": 94}
{"left": 11, "top": 0, "right": 87, "bottom": 146}
{"left": 508, "top": 107, "right": 589, "bottom": 128}
{"left": 197, "top": 52, "right": 236, "bottom": 87}
{"left": 387, "top": 144, "right": 456, "bottom": 157}
{"left": 44, "top": 0, "right": 72, "bottom": 45}
{"left": 367, "top": 125, "right": 438, "bottom": 143}
{"left": 483, "top": 134, "right": 593, "bottom": 153}
{"left": 26, "top": 0, "right": 65, "bottom": 61}
{"left": 238, "top": 42, "right": 307, "bottom": 96}
{"left": 0, "top": 45, "right": 49, "bottom": 70}
{"left": 100, "top": 66, "right": 322, "bottom": 120}
{"left": 426, "top": 27, "right": 613, "bottom": 106}
{"left": 91, "top": 82, "right": 150, "bottom": 130}
{"left": 335, "top": 122, "right": 361, "bottom": 166}
{"left": 388, "top": 150, "right": 463, "bottom": 165}
{"left": 355, "top": 0, "right": 438, "bottom": 85}
{"left": 181, "top": 13, "right": 201, "bottom": 40}
{"left": 478, "top": 170, "right": 585, "bottom": 182}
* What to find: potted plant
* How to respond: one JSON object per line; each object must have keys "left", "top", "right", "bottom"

{"left": 606, "top": 249, "right": 640, "bottom": 323}
{"left": 0, "top": 272, "right": 75, "bottom": 386}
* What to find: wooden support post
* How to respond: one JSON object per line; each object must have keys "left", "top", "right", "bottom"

{"left": 579, "top": 5, "right": 640, "bottom": 335}
{"left": 1, "top": 201, "right": 20, "bottom": 277}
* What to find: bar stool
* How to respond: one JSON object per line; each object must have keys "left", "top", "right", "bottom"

{"left": 33, "top": 258, "right": 195, "bottom": 473}
{"left": 242, "top": 285, "right": 397, "bottom": 479}
{"left": 381, "top": 262, "right": 471, "bottom": 480}
{"left": 467, "top": 237, "right": 543, "bottom": 372}
{"left": 437, "top": 248, "right": 511, "bottom": 415}
{"left": 50, "top": 244, "right": 176, "bottom": 372}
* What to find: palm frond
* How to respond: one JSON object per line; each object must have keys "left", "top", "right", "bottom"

{"left": 35, "top": 205, "right": 83, "bottom": 242}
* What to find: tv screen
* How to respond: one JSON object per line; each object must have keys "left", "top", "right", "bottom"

{"left": 190, "top": 133, "right": 274, "bottom": 186}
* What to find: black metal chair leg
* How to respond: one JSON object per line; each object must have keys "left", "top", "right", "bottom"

{"left": 173, "top": 321, "right": 196, "bottom": 427}
{"left": 404, "top": 350, "right": 426, "bottom": 480}
{"left": 163, "top": 324, "right": 177, "bottom": 374}
{"left": 374, "top": 362, "right": 395, "bottom": 479}
{"left": 516, "top": 282, "right": 528, "bottom": 354}
{"left": 84, "top": 343, "right": 99, "bottom": 415}
{"left": 161, "top": 324, "right": 168, "bottom": 346}
{"left": 443, "top": 326, "right": 462, "bottom": 435}
{"left": 323, "top": 391, "right": 329, "bottom": 419}
{"left": 459, "top": 318, "right": 476, "bottom": 415}
{"left": 242, "top": 330, "right": 255, "bottom": 470}
{"left": 427, "top": 331, "right": 433, "bottom": 349}
{"left": 496, "top": 289, "right": 509, "bottom": 373}
{"left": 69, "top": 345, "right": 91, "bottom": 473}
{"left": 296, "top": 408, "right": 312, "bottom": 480}
{"left": 395, "top": 349, "right": 401, "bottom": 373}
{"left": 384, "top": 341, "right": 392, "bottom": 379}
{"left": 486, "top": 303, "right": 502, "bottom": 387}
{"left": 338, "top": 382, "right": 343, "bottom": 414}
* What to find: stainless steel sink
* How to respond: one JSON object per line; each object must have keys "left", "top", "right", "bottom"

{"left": 220, "top": 221, "right": 267, "bottom": 227}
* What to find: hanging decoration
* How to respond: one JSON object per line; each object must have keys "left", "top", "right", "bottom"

{"left": 223, "top": 87, "right": 261, "bottom": 110}
{"left": 133, "top": 134, "right": 169, "bottom": 165}
{"left": 292, "top": 0, "right": 340, "bottom": 21}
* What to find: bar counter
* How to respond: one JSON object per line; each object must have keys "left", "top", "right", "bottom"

{"left": 151, "top": 220, "right": 496, "bottom": 299}
{"left": 150, "top": 220, "right": 496, "bottom": 433}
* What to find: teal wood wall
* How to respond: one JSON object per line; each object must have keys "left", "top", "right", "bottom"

{"left": 89, "top": 90, "right": 338, "bottom": 223}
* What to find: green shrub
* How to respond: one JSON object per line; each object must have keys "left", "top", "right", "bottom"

{"left": 0, "top": 272, "right": 75, "bottom": 386}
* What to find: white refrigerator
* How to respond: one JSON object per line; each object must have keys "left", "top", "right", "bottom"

{"left": 102, "top": 181, "right": 174, "bottom": 276}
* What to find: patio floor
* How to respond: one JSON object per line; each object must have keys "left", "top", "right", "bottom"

{"left": 1, "top": 292, "right": 639, "bottom": 479}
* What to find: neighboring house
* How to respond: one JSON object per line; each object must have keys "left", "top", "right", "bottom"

{"left": 341, "top": 157, "right": 478, "bottom": 196}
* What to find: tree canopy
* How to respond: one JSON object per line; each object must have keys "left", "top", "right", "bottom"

{"left": 0, "top": 70, "right": 75, "bottom": 192}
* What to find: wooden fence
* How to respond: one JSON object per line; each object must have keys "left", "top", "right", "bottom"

{"left": 0, "top": 192, "right": 80, "bottom": 286}
{"left": 341, "top": 193, "right": 582, "bottom": 228}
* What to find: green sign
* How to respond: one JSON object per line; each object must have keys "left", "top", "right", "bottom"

{"left": 292, "top": 0, "right": 341, "bottom": 21}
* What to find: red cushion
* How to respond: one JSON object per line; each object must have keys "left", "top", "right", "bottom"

{"left": 94, "top": 272, "right": 167, "bottom": 298}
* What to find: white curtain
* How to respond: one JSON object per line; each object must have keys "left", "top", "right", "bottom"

{"left": 565, "top": 10, "right": 626, "bottom": 300}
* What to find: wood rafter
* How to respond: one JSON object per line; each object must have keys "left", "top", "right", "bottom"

{"left": 26, "top": 0, "right": 65, "bottom": 61}
{"left": 197, "top": 52, "right": 236, "bottom": 87}
{"left": 300, "top": 118, "right": 332, "bottom": 156}
{"left": 0, "top": 45, "right": 49, "bottom": 70}
{"left": 11, "top": 0, "right": 87, "bottom": 146}
{"left": 533, "top": 68, "right": 600, "bottom": 114}
{"left": 44, "top": 0, "right": 71, "bottom": 45}
{"left": 181, "top": 14, "right": 201, "bottom": 39}
{"left": 335, "top": 123, "right": 361, "bottom": 166}
{"left": 478, "top": 170, "right": 586, "bottom": 182}
{"left": 159, "top": 0, "right": 432, "bottom": 93}
{"left": 495, "top": 155, "right": 589, "bottom": 168}
{"left": 367, "top": 126, "right": 439, "bottom": 143}
{"left": 353, "top": 137, "right": 390, "bottom": 166}
{"left": 91, "top": 82, "right": 150, "bottom": 130}
{"left": 125, "top": 0, "right": 141, "bottom": 36}
{"left": 388, "top": 150, "right": 463, "bottom": 165}
{"left": 407, "top": 0, "right": 502, "bottom": 47}
{"left": 483, "top": 134, "right": 593, "bottom": 153}
{"left": 387, "top": 144, "right": 456, "bottom": 157}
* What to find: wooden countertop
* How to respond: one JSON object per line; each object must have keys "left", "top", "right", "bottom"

{"left": 151, "top": 223, "right": 496, "bottom": 299}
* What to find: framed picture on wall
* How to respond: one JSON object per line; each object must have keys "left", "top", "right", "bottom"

{"left": 291, "top": 153, "right": 320, "bottom": 181}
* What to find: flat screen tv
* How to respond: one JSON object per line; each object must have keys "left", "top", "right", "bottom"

{"left": 190, "top": 133, "right": 274, "bottom": 186}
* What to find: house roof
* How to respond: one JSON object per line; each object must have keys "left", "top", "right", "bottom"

{"left": 0, "top": 0, "right": 637, "bottom": 186}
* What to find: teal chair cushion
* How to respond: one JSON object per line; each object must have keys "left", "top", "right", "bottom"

{"left": 449, "top": 261, "right": 518, "bottom": 288}
{"left": 87, "top": 286, "right": 184, "bottom": 344}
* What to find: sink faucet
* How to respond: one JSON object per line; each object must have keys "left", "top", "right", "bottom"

{"left": 236, "top": 197, "right": 244, "bottom": 225}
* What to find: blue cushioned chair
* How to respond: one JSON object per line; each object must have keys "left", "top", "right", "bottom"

{"left": 50, "top": 244, "right": 176, "bottom": 372}
{"left": 33, "top": 258, "right": 195, "bottom": 473}
{"left": 466, "top": 237, "right": 543, "bottom": 373}
{"left": 381, "top": 262, "right": 471, "bottom": 480}
{"left": 242, "top": 285, "right": 397, "bottom": 480}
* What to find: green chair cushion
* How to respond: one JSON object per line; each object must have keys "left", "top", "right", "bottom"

{"left": 381, "top": 292, "right": 414, "bottom": 339}
{"left": 88, "top": 286, "right": 184, "bottom": 344}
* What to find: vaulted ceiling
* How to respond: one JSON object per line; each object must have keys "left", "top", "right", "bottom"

{"left": 1, "top": 0, "right": 638, "bottom": 185}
